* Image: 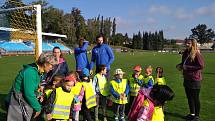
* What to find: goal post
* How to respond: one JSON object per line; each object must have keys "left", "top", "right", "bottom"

{"left": 0, "top": 2, "right": 42, "bottom": 59}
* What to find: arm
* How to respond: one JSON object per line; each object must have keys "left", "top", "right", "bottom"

{"left": 92, "top": 76, "right": 99, "bottom": 94}
{"left": 23, "top": 69, "right": 41, "bottom": 112}
{"left": 124, "top": 82, "right": 130, "bottom": 96}
{"left": 45, "top": 89, "right": 56, "bottom": 114}
{"left": 184, "top": 53, "right": 204, "bottom": 71}
{"left": 90, "top": 49, "right": 96, "bottom": 70}
{"left": 74, "top": 41, "right": 89, "bottom": 54}
{"left": 106, "top": 46, "right": 114, "bottom": 66}
{"left": 110, "top": 85, "right": 120, "bottom": 99}
{"left": 144, "top": 79, "right": 154, "bottom": 88}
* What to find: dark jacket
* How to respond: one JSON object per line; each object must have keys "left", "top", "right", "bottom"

{"left": 180, "top": 49, "right": 204, "bottom": 81}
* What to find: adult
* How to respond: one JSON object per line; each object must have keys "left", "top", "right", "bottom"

{"left": 6, "top": 53, "right": 58, "bottom": 121}
{"left": 176, "top": 38, "right": 204, "bottom": 121}
{"left": 74, "top": 37, "right": 90, "bottom": 73}
{"left": 90, "top": 34, "right": 114, "bottom": 80}
{"left": 45, "top": 46, "right": 69, "bottom": 85}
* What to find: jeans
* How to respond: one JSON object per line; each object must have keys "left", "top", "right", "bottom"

{"left": 113, "top": 103, "right": 125, "bottom": 120}
{"left": 95, "top": 94, "right": 107, "bottom": 120}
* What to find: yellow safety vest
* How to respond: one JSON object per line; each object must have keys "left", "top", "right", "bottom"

{"left": 95, "top": 74, "right": 110, "bottom": 96}
{"left": 72, "top": 82, "right": 83, "bottom": 96}
{"left": 129, "top": 75, "right": 144, "bottom": 96}
{"left": 110, "top": 79, "right": 128, "bottom": 104}
{"left": 44, "top": 89, "right": 53, "bottom": 98}
{"left": 52, "top": 87, "right": 74, "bottom": 119}
{"left": 143, "top": 75, "right": 155, "bottom": 86}
{"left": 155, "top": 77, "right": 166, "bottom": 85}
{"left": 82, "top": 80, "right": 97, "bottom": 109}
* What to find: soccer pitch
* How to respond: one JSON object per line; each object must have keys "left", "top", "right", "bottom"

{"left": 0, "top": 52, "right": 214, "bottom": 121}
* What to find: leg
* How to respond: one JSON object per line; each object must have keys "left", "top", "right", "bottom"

{"left": 119, "top": 104, "right": 125, "bottom": 121}
{"left": 113, "top": 103, "right": 120, "bottom": 121}
{"left": 101, "top": 96, "right": 107, "bottom": 121}
{"left": 192, "top": 89, "right": 200, "bottom": 117}
{"left": 185, "top": 87, "right": 195, "bottom": 115}
{"left": 95, "top": 95, "right": 100, "bottom": 121}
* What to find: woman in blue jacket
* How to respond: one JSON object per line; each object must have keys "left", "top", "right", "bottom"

{"left": 90, "top": 34, "right": 114, "bottom": 80}
{"left": 74, "top": 37, "right": 90, "bottom": 73}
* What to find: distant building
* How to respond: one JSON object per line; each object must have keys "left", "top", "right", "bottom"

{"left": 175, "top": 39, "right": 184, "bottom": 45}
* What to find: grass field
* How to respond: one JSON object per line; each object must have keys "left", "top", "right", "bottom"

{"left": 0, "top": 52, "right": 215, "bottom": 121}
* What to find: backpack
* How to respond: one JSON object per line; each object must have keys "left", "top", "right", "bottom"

{"left": 128, "top": 88, "right": 154, "bottom": 121}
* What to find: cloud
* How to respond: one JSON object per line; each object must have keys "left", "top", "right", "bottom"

{"left": 194, "top": 3, "right": 215, "bottom": 17}
{"left": 174, "top": 8, "right": 194, "bottom": 20}
{"left": 149, "top": 5, "right": 171, "bottom": 15}
{"left": 145, "top": 17, "right": 157, "bottom": 24}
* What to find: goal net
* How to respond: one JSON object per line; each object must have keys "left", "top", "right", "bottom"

{"left": 0, "top": 0, "right": 42, "bottom": 59}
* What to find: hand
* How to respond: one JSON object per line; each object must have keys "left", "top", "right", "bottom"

{"left": 68, "top": 118, "right": 73, "bottom": 121}
{"left": 134, "top": 74, "right": 138, "bottom": 78}
{"left": 176, "top": 64, "right": 182, "bottom": 71}
{"left": 33, "top": 111, "right": 41, "bottom": 118}
{"left": 90, "top": 70, "right": 93, "bottom": 75}
{"left": 46, "top": 114, "right": 52, "bottom": 120}
{"left": 183, "top": 65, "right": 187, "bottom": 70}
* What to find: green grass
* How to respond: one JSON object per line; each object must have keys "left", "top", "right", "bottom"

{"left": 0, "top": 52, "right": 215, "bottom": 121}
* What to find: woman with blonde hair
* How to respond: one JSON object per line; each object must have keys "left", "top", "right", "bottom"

{"left": 176, "top": 38, "right": 204, "bottom": 121}
{"left": 6, "top": 53, "right": 58, "bottom": 121}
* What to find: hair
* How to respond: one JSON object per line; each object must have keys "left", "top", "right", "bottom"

{"left": 156, "top": 67, "right": 163, "bottom": 73}
{"left": 150, "top": 85, "right": 174, "bottom": 106}
{"left": 53, "top": 46, "right": 64, "bottom": 58}
{"left": 96, "top": 33, "right": 107, "bottom": 44}
{"left": 36, "top": 53, "right": 58, "bottom": 66}
{"left": 185, "top": 38, "right": 199, "bottom": 62}
{"left": 97, "top": 64, "right": 106, "bottom": 73}
{"left": 79, "top": 37, "right": 85, "bottom": 47}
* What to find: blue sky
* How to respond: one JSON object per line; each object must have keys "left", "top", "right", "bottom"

{"left": 22, "top": 0, "right": 215, "bottom": 39}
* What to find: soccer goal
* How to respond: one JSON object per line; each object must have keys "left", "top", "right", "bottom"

{"left": 0, "top": 0, "right": 42, "bottom": 59}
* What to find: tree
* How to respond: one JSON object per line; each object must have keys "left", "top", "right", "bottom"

{"left": 190, "top": 24, "right": 215, "bottom": 44}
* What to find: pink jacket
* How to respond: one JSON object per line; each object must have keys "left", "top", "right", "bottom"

{"left": 73, "top": 86, "right": 84, "bottom": 111}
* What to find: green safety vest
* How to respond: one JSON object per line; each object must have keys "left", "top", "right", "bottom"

{"left": 129, "top": 75, "right": 144, "bottom": 96}
{"left": 95, "top": 74, "right": 110, "bottom": 96}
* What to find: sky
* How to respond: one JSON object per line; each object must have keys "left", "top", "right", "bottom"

{"left": 21, "top": 0, "right": 215, "bottom": 39}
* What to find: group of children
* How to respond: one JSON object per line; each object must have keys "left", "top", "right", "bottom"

{"left": 38, "top": 65, "right": 174, "bottom": 121}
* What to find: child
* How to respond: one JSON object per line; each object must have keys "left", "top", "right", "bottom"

{"left": 110, "top": 68, "right": 129, "bottom": 121}
{"left": 128, "top": 85, "right": 174, "bottom": 121}
{"left": 143, "top": 65, "right": 155, "bottom": 88}
{"left": 155, "top": 67, "right": 166, "bottom": 85}
{"left": 92, "top": 64, "right": 110, "bottom": 121}
{"left": 45, "top": 73, "right": 77, "bottom": 121}
{"left": 80, "top": 68, "right": 97, "bottom": 121}
{"left": 129, "top": 65, "right": 144, "bottom": 104}
{"left": 44, "top": 74, "right": 64, "bottom": 99}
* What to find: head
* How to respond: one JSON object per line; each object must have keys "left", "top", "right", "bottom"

{"left": 63, "top": 74, "right": 77, "bottom": 91}
{"left": 185, "top": 38, "right": 199, "bottom": 62}
{"left": 81, "top": 68, "right": 90, "bottom": 81}
{"left": 36, "top": 53, "right": 58, "bottom": 73}
{"left": 96, "top": 34, "right": 106, "bottom": 45}
{"left": 97, "top": 64, "right": 107, "bottom": 75}
{"left": 150, "top": 85, "right": 174, "bottom": 106}
{"left": 53, "top": 46, "right": 63, "bottom": 59}
{"left": 52, "top": 74, "right": 64, "bottom": 88}
{"left": 114, "top": 68, "right": 124, "bottom": 79}
{"left": 156, "top": 67, "right": 163, "bottom": 75}
{"left": 79, "top": 37, "right": 85, "bottom": 47}
{"left": 145, "top": 65, "right": 153, "bottom": 75}
{"left": 133, "top": 65, "right": 142, "bottom": 75}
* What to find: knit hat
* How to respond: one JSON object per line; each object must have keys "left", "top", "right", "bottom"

{"left": 133, "top": 65, "right": 142, "bottom": 72}
{"left": 64, "top": 75, "right": 77, "bottom": 84}
{"left": 114, "top": 68, "right": 125, "bottom": 75}
{"left": 82, "top": 68, "right": 90, "bottom": 77}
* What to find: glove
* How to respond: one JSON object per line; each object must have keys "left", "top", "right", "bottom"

{"left": 74, "top": 96, "right": 79, "bottom": 103}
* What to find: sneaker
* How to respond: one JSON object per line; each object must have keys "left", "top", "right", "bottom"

{"left": 185, "top": 114, "right": 195, "bottom": 120}
{"left": 115, "top": 117, "right": 119, "bottom": 121}
{"left": 192, "top": 116, "right": 200, "bottom": 121}
{"left": 104, "top": 117, "right": 107, "bottom": 121}
{"left": 120, "top": 117, "right": 126, "bottom": 121}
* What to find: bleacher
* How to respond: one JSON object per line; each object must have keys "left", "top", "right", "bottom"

{"left": 0, "top": 41, "right": 71, "bottom": 55}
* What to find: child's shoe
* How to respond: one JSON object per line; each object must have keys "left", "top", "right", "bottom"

{"left": 104, "top": 117, "right": 107, "bottom": 121}
{"left": 115, "top": 117, "right": 119, "bottom": 121}
{"left": 185, "top": 114, "right": 195, "bottom": 121}
{"left": 120, "top": 117, "right": 126, "bottom": 121}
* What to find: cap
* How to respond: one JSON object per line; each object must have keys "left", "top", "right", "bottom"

{"left": 64, "top": 75, "right": 77, "bottom": 84}
{"left": 133, "top": 65, "right": 142, "bottom": 71}
{"left": 115, "top": 68, "right": 125, "bottom": 75}
{"left": 82, "top": 68, "right": 90, "bottom": 77}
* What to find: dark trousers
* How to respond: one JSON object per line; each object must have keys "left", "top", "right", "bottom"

{"left": 185, "top": 87, "right": 200, "bottom": 116}
{"left": 81, "top": 96, "right": 92, "bottom": 121}
{"left": 95, "top": 94, "right": 107, "bottom": 119}
{"left": 112, "top": 103, "right": 125, "bottom": 119}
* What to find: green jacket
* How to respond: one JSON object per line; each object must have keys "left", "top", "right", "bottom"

{"left": 10, "top": 63, "right": 42, "bottom": 112}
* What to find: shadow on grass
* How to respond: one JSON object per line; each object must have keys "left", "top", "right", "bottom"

{"left": 0, "top": 93, "right": 7, "bottom": 121}
{"left": 165, "top": 111, "right": 185, "bottom": 119}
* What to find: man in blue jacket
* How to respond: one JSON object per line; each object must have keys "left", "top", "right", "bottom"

{"left": 90, "top": 34, "right": 114, "bottom": 80}
{"left": 74, "top": 37, "right": 90, "bottom": 73}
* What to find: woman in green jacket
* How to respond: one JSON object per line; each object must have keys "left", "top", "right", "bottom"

{"left": 6, "top": 53, "right": 58, "bottom": 121}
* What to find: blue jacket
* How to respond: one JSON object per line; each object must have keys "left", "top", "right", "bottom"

{"left": 74, "top": 41, "right": 89, "bottom": 71}
{"left": 90, "top": 44, "right": 114, "bottom": 70}
{"left": 110, "top": 78, "right": 130, "bottom": 99}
